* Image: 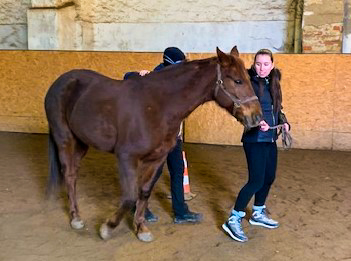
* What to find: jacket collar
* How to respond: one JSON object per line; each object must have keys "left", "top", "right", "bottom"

{"left": 248, "top": 67, "right": 270, "bottom": 84}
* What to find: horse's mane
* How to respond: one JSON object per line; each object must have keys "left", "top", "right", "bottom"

{"left": 160, "top": 56, "right": 217, "bottom": 73}
{"left": 141, "top": 56, "right": 218, "bottom": 92}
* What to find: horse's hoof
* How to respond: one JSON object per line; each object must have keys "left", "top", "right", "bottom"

{"left": 70, "top": 217, "right": 85, "bottom": 230}
{"left": 137, "top": 231, "right": 154, "bottom": 242}
{"left": 99, "top": 223, "right": 112, "bottom": 240}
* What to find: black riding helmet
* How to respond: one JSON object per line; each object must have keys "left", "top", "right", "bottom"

{"left": 163, "top": 47, "right": 186, "bottom": 66}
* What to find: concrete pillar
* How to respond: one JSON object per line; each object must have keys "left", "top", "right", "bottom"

{"left": 0, "top": 0, "right": 29, "bottom": 49}
{"left": 342, "top": 0, "right": 351, "bottom": 53}
{"left": 27, "top": 2, "right": 80, "bottom": 50}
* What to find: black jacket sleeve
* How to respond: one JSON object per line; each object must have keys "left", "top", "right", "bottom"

{"left": 278, "top": 110, "right": 291, "bottom": 130}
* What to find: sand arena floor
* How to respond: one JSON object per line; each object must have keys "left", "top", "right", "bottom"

{"left": 0, "top": 132, "right": 350, "bottom": 261}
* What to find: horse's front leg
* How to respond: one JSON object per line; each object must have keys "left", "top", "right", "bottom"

{"left": 134, "top": 156, "right": 166, "bottom": 242}
{"left": 134, "top": 193, "right": 151, "bottom": 242}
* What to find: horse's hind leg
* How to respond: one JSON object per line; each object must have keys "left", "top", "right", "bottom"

{"left": 54, "top": 131, "right": 88, "bottom": 229}
{"left": 100, "top": 153, "right": 138, "bottom": 240}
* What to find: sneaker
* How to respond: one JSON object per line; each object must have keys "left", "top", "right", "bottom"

{"left": 131, "top": 207, "right": 158, "bottom": 223}
{"left": 222, "top": 215, "right": 248, "bottom": 242}
{"left": 249, "top": 207, "right": 279, "bottom": 229}
{"left": 144, "top": 208, "right": 158, "bottom": 223}
{"left": 174, "top": 211, "right": 203, "bottom": 224}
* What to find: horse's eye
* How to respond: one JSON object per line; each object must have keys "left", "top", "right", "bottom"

{"left": 234, "top": 80, "right": 242, "bottom": 84}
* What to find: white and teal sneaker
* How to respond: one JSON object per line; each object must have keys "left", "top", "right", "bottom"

{"left": 222, "top": 211, "right": 248, "bottom": 242}
{"left": 249, "top": 205, "right": 279, "bottom": 229}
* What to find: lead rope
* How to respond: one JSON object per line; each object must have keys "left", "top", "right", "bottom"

{"left": 269, "top": 124, "right": 293, "bottom": 150}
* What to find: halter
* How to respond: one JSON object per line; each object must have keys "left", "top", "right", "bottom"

{"left": 214, "top": 64, "right": 258, "bottom": 115}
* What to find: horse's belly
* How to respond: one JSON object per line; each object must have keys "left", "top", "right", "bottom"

{"left": 69, "top": 113, "right": 117, "bottom": 153}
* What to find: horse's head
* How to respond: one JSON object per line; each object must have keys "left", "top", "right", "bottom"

{"left": 214, "top": 46, "right": 262, "bottom": 129}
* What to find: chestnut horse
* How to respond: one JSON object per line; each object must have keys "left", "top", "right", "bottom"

{"left": 45, "top": 46, "right": 262, "bottom": 242}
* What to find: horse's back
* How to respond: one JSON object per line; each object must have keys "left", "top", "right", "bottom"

{"left": 45, "top": 69, "right": 117, "bottom": 107}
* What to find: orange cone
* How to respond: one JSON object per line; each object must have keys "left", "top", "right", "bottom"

{"left": 182, "top": 151, "right": 197, "bottom": 201}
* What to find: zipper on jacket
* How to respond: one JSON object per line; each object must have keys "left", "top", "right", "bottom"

{"left": 271, "top": 105, "right": 275, "bottom": 142}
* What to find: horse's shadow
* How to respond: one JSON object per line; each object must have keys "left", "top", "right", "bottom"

{"left": 16, "top": 132, "right": 173, "bottom": 232}
{"left": 20, "top": 135, "right": 123, "bottom": 230}
{"left": 75, "top": 142, "right": 248, "bottom": 230}
{"left": 75, "top": 142, "right": 247, "bottom": 231}
{"left": 16, "top": 132, "right": 247, "bottom": 233}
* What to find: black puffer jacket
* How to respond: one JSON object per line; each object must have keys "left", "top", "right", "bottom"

{"left": 241, "top": 68, "right": 288, "bottom": 143}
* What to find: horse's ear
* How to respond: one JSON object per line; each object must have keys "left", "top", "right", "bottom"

{"left": 230, "top": 46, "right": 239, "bottom": 57}
{"left": 216, "top": 47, "right": 231, "bottom": 66}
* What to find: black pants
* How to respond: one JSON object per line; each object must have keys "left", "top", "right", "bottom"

{"left": 234, "top": 142, "right": 278, "bottom": 212}
{"left": 155, "top": 138, "right": 187, "bottom": 216}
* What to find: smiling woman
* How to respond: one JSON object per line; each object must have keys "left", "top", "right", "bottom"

{"left": 254, "top": 48, "right": 275, "bottom": 78}
{"left": 222, "top": 48, "right": 290, "bottom": 243}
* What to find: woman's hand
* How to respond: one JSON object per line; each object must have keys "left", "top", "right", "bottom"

{"left": 139, "top": 70, "right": 150, "bottom": 76}
{"left": 259, "top": 120, "right": 270, "bottom": 132}
{"left": 283, "top": 123, "right": 290, "bottom": 132}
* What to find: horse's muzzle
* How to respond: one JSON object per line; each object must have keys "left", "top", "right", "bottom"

{"left": 243, "top": 113, "right": 262, "bottom": 131}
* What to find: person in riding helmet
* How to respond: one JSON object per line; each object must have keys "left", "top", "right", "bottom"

{"left": 124, "top": 47, "right": 202, "bottom": 224}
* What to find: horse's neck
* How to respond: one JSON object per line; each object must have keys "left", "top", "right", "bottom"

{"left": 162, "top": 62, "right": 216, "bottom": 121}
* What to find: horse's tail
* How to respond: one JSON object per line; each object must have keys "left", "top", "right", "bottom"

{"left": 46, "top": 130, "right": 63, "bottom": 198}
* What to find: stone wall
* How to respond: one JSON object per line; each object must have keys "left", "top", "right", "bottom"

{"left": 1, "top": 0, "right": 296, "bottom": 52}
{"left": 2, "top": 0, "right": 350, "bottom": 53}
{"left": 0, "top": 0, "right": 30, "bottom": 49}
{"left": 0, "top": 50, "right": 350, "bottom": 151}
{"left": 302, "top": 0, "right": 344, "bottom": 53}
